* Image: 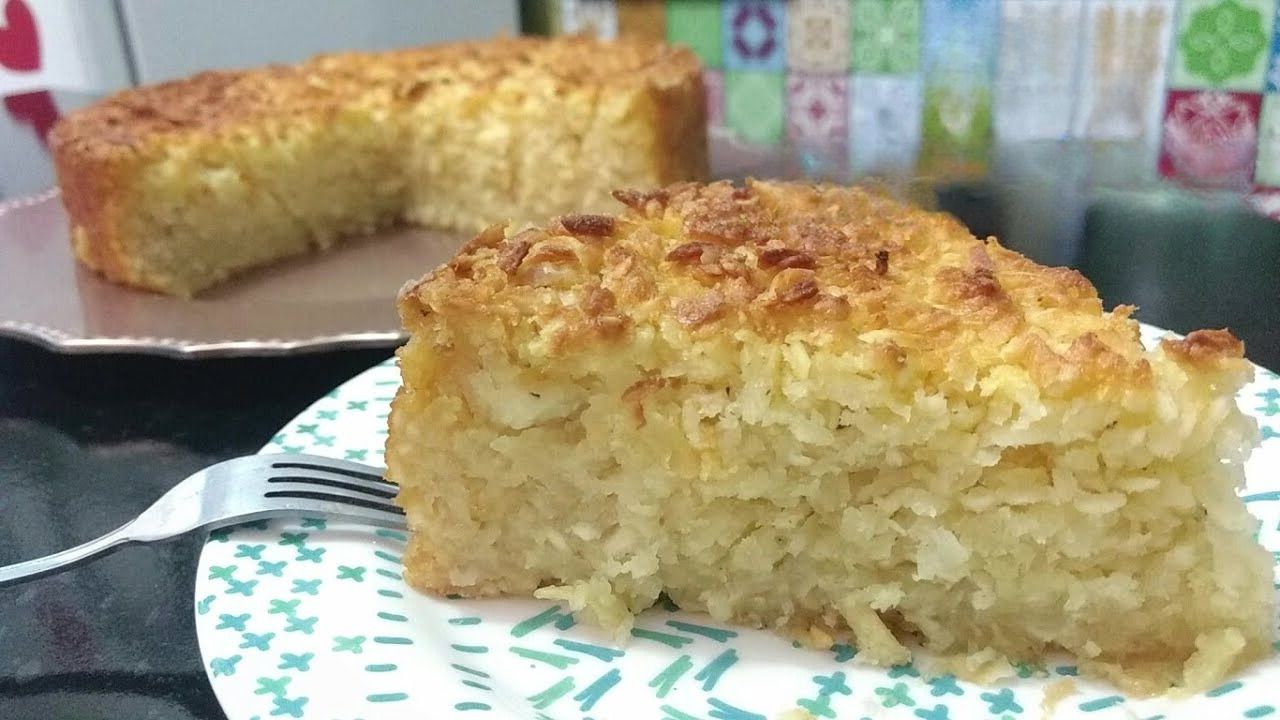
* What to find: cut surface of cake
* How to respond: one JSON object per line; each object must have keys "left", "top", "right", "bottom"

{"left": 385, "top": 180, "right": 1273, "bottom": 694}
{"left": 49, "top": 35, "right": 706, "bottom": 296}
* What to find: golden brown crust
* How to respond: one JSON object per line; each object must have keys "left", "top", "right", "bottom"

{"left": 401, "top": 180, "right": 1246, "bottom": 392}
{"left": 49, "top": 34, "right": 707, "bottom": 294}
{"left": 1162, "top": 328, "right": 1246, "bottom": 366}
{"left": 51, "top": 136, "right": 159, "bottom": 290}
{"left": 54, "top": 151, "right": 124, "bottom": 280}
{"left": 50, "top": 35, "right": 701, "bottom": 155}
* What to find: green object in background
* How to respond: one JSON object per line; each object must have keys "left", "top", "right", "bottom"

{"left": 518, "top": 0, "right": 553, "bottom": 35}
{"left": 920, "top": 84, "right": 993, "bottom": 177}
{"left": 521, "top": 1, "right": 552, "bottom": 35}
{"left": 665, "top": 0, "right": 723, "bottom": 67}
{"left": 725, "top": 71, "right": 785, "bottom": 145}
{"left": 850, "top": 0, "right": 921, "bottom": 74}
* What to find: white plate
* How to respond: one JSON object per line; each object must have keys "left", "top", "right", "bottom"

{"left": 194, "top": 324, "right": 1280, "bottom": 720}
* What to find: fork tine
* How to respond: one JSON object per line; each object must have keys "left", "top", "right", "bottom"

{"left": 268, "top": 474, "right": 397, "bottom": 499}
{"left": 268, "top": 456, "right": 388, "bottom": 483}
{"left": 263, "top": 482, "right": 403, "bottom": 511}
{"left": 264, "top": 457, "right": 398, "bottom": 498}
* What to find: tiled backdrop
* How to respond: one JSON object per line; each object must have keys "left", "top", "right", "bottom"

{"left": 552, "top": 0, "right": 1280, "bottom": 220}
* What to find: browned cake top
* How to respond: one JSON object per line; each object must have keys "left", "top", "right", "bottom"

{"left": 49, "top": 34, "right": 700, "bottom": 157}
{"left": 402, "top": 180, "right": 1246, "bottom": 394}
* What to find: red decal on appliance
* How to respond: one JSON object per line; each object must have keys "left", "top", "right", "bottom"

{"left": 4, "top": 90, "right": 58, "bottom": 146}
{"left": 0, "top": 0, "right": 40, "bottom": 72}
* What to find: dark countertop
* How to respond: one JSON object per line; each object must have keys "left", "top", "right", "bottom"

{"left": 1, "top": 87, "right": 1277, "bottom": 720}
{"left": 0, "top": 339, "right": 393, "bottom": 720}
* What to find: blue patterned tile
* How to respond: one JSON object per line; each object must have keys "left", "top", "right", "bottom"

{"left": 1267, "top": 3, "right": 1280, "bottom": 91}
{"left": 921, "top": 0, "right": 999, "bottom": 79}
{"left": 723, "top": 1, "right": 788, "bottom": 71}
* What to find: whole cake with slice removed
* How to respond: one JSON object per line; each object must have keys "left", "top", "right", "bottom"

{"left": 49, "top": 35, "right": 706, "bottom": 296}
{"left": 385, "top": 180, "right": 1273, "bottom": 694}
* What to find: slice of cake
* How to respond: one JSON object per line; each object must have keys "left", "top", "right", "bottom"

{"left": 385, "top": 180, "right": 1273, "bottom": 694}
{"left": 49, "top": 35, "right": 706, "bottom": 296}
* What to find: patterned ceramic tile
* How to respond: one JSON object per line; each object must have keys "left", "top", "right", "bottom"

{"left": 788, "top": 73, "right": 848, "bottom": 143}
{"left": 848, "top": 74, "right": 923, "bottom": 175}
{"left": 996, "top": 0, "right": 1084, "bottom": 141}
{"left": 788, "top": 0, "right": 851, "bottom": 73}
{"left": 722, "top": 0, "right": 788, "bottom": 71}
{"left": 1159, "top": 89, "right": 1262, "bottom": 186}
{"left": 559, "top": 0, "right": 619, "bottom": 39}
{"left": 1267, "top": 3, "right": 1280, "bottom": 91}
{"left": 787, "top": 73, "right": 849, "bottom": 175}
{"left": 665, "top": 0, "right": 723, "bottom": 68}
{"left": 1170, "top": 0, "right": 1276, "bottom": 91}
{"left": 851, "top": 0, "right": 922, "bottom": 74}
{"left": 921, "top": 0, "right": 998, "bottom": 78}
{"left": 1073, "top": 0, "right": 1175, "bottom": 142}
{"left": 725, "top": 70, "right": 786, "bottom": 144}
{"left": 1255, "top": 93, "right": 1280, "bottom": 184}
{"left": 704, "top": 69, "right": 726, "bottom": 128}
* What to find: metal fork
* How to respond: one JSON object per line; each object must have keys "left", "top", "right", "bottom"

{"left": 0, "top": 454, "right": 405, "bottom": 588}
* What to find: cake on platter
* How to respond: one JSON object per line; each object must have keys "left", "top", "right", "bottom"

{"left": 49, "top": 35, "right": 707, "bottom": 297}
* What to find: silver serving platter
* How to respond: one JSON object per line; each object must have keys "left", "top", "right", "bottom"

{"left": 0, "top": 188, "right": 470, "bottom": 357}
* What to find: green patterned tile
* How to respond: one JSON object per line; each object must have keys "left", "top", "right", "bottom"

{"left": 724, "top": 70, "right": 786, "bottom": 145}
{"left": 666, "top": 0, "right": 723, "bottom": 68}
{"left": 851, "top": 0, "right": 921, "bottom": 74}
{"left": 1172, "top": 0, "right": 1276, "bottom": 90}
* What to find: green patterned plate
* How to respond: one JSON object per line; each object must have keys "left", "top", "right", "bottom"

{"left": 195, "top": 324, "right": 1280, "bottom": 720}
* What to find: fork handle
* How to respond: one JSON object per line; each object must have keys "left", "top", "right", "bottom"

{"left": 0, "top": 522, "right": 137, "bottom": 589}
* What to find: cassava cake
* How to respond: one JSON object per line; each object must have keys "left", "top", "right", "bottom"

{"left": 385, "top": 180, "right": 1273, "bottom": 694}
{"left": 49, "top": 35, "right": 707, "bottom": 296}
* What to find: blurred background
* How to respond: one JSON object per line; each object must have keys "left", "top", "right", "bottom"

{"left": 0, "top": 0, "right": 1277, "bottom": 367}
